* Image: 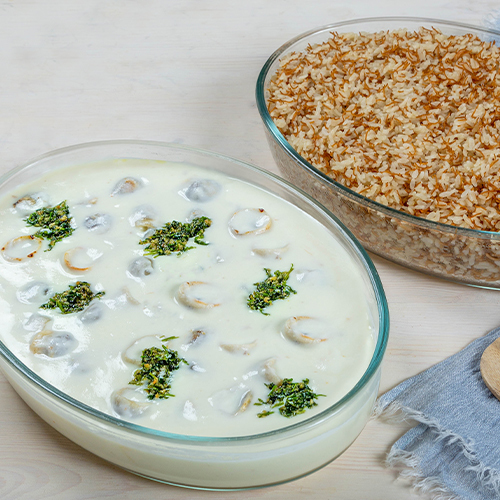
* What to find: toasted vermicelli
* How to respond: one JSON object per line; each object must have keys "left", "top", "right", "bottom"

{"left": 267, "top": 28, "right": 500, "bottom": 231}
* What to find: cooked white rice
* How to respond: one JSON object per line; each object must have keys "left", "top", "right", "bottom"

{"left": 267, "top": 28, "right": 500, "bottom": 231}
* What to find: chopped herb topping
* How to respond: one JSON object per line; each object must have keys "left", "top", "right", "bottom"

{"left": 256, "top": 410, "right": 274, "bottom": 418}
{"left": 139, "top": 216, "right": 212, "bottom": 257}
{"left": 255, "top": 378, "right": 325, "bottom": 418}
{"left": 129, "top": 336, "right": 188, "bottom": 400}
{"left": 25, "top": 200, "right": 74, "bottom": 251}
{"left": 40, "top": 281, "right": 105, "bottom": 314}
{"left": 247, "top": 265, "right": 296, "bottom": 315}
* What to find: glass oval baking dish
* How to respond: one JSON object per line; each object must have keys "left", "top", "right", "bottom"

{"left": 256, "top": 17, "right": 500, "bottom": 289}
{"left": 0, "top": 140, "right": 389, "bottom": 490}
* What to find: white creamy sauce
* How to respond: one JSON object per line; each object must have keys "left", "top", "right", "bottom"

{"left": 0, "top": 159, "right": 375, "bottom": 437}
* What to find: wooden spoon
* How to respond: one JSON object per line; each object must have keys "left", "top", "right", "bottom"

{"left": 480, "top": 337, "right": 500, "bottom": 400}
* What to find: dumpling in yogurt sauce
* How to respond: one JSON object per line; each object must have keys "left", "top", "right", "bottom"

{"left": 111, "top": 177, "right": 143, "bottom": 196}
{"left": 17, "top": 281, "right": 52, "bottom": 304}
{"left": 129, "top": 204, "right": 157, "bottom": 231}
{"left": 181, "top": 179, "right": 221, "bottom": 202}
{"left": 228, "top": 208, "right": 272, "bottom": 236}
{"left": 127, "top": 256, "right": 154, "bottom": 278}
{"left": 30, "top": 330, "right": 78, "bottom": 358}
{"left": 13, "top": 192, "right": 50, "bottom": 215}
{"left": 83, "top": 213, "right": 113, "bottom": 234}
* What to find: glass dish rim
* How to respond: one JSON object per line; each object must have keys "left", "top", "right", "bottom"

{"left": 0, "top": 139, "right": 389, "bottom": 445}
{"left": 255, "top": 16, "right": 500, "bottom": 240}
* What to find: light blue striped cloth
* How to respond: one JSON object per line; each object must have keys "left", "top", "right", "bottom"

{"left": 376, "top": 328, "right": 500, "bottom": 500}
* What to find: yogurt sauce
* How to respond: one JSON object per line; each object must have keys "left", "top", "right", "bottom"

{"left": 0, "top": 159, "right": 375, "bottom": 437}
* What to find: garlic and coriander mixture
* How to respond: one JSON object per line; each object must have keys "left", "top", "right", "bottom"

{"left": 0, "top": 159, "right": 375, "bottom": 437}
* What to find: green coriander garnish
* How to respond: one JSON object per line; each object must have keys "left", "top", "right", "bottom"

{"left": 139, "top": 216, "right": 212, "bottom": 257}
{"left": 256, "top": 410, "right": 274, "bottom": 418}
{"left": 255, "top": 378, "right": 324, "bottom": 418}
{"left": 129, "top": 336, "right": 188, "bottom": 400}
{"left": 247, "top": 265, "right": 296, "bottom": 315}
{"left": 25, "top": 200, "right": 74, "bottom": 250}
{"left": 40, "top": 281, "right": 104, "bottom": 314}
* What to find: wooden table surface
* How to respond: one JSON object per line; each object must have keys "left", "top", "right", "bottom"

{"left": 1, "top": 1, "right": 499, "bottom": 499}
